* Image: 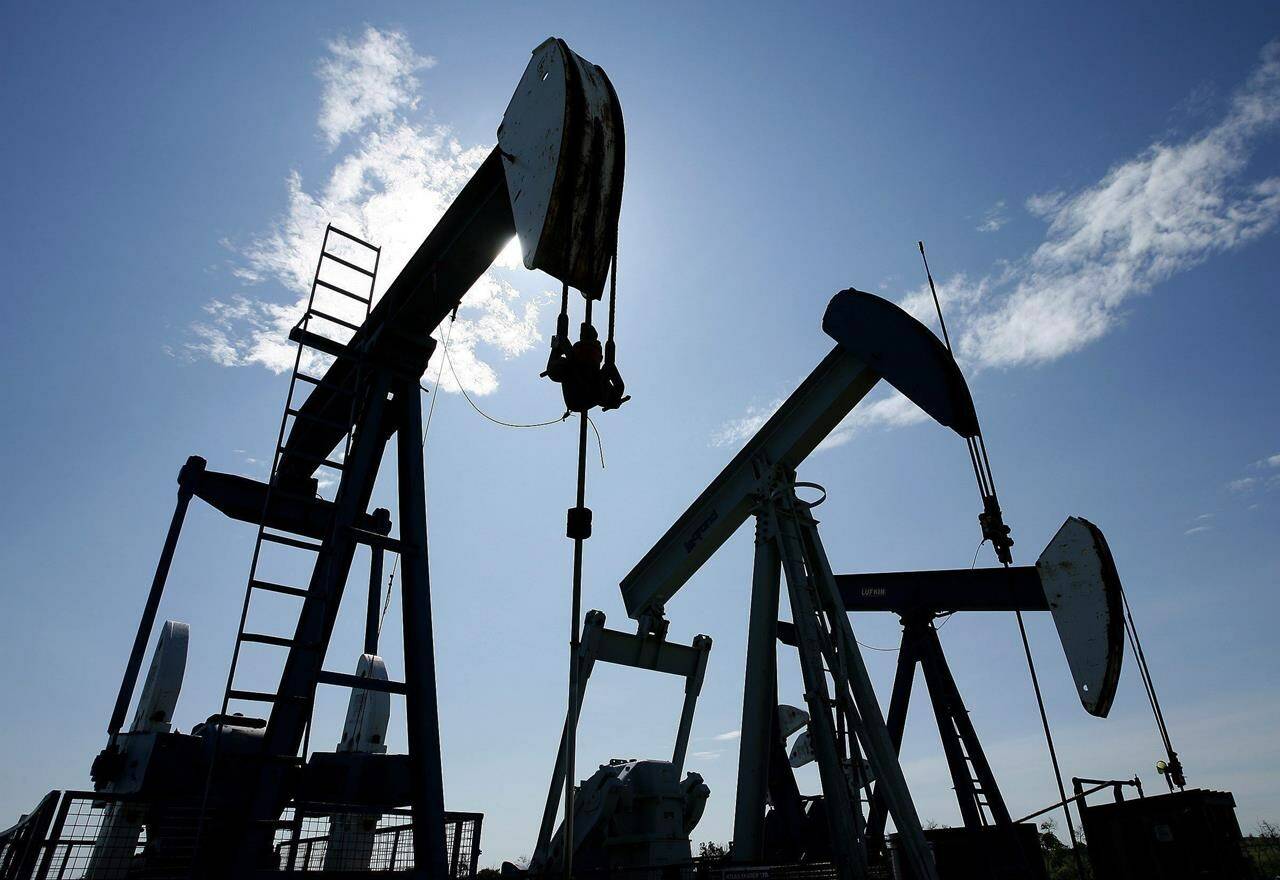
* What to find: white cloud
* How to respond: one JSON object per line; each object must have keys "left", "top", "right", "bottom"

{"left": 1184, "top": 525, "right": 1212, "bottom": 536}
{"left": 959, "top": 41, "right": 1280, "bottom": 370}
{"left": 691, "top": 750, "right": 722, "bottom": 760}
{"left": 709, "top": 399, "right": 783, "bottom": 448}
{"left": 317, "top": 27, "right": 435, "bottom": 147}
{"left": 709, "top": 387, "right": 933, "bottom": 452}
{"left": 713, "top": 729, "right": 741, "bottom": 741}
{"left": 1256, "top": 452, "right": 1280, "bottom": 469}
{"left": 187, "top": 27, "right": 549, "bottom": 396}
{"left": 976, "top": 200, "right": 1009, "bottom": 232}
{"left": 712, "top": 41, "right": 1280, "bottom": 448}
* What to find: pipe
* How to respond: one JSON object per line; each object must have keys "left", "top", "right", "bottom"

{"left": 107, "top": 455, "right": 204, "bottom": 737}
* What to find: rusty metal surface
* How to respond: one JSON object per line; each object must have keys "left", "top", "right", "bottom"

{"left": 1036, "top": 516, "right": 1125, "bottom": 717}
{"left": 499, "top": 38, "right": 624, "bottom": 299}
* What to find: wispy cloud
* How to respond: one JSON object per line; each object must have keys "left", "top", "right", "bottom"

{"left": 1223, "top": 451, "right": 1280, "bottom": 496}
{"left": 945, "top": 41, "right": 1280, "bottom": 370}
{"left": 976, "top": 199, "right": 1009, "bottom": 232}
{"left": 318, "top": 27, "right": 436, "bottom": 148}
{"left": 1184, "top": 525, "right": 1212, "bottom": 536}
{"left": 713, "top": 41, "right": 1280, "bottom": 451}
{"left": 186, "top": 27, "right": 547, "bottom": 396}
{"left": 713, "top": 729, "right": 741, "bottom": 741}
{"left": 1228, "top": 477, "right": 1260, "bottom": 493}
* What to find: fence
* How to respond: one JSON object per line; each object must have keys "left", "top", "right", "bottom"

{"left": 0, "top": 792, "right": 58, "bottom": 880}
{"left": 8, "top": 791, "right": 480, "bottom": 879}
{"left": 274, "top": 805, "right": 482, "bottom": 876}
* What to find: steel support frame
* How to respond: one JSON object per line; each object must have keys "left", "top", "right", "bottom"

{"left": 731, "top": 478, "right": 937, "bottom": 880}
{"left": 531, "top": 612, "right": 711, "bottom": 871}
{"left": 865, "top": 613, "right": 1014, "bottom": 850}
{"left": 234, "top": 374, "right": 448, "bottom": 878}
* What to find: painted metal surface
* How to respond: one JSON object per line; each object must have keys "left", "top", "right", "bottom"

{"left": 133, "top": 620, "right": 188, "bottom": 732}
{"left": 336, "top": 654, "right": 390, "bottom": 754}
{"left": 620, "top": 345, "right": 876, "bottom": 626}
{"left": 1036, "top": 516, "right": 1125, "bottom": 718}
{"left": 499, "top": 38, "right": 624, "bottom": 299}
{"left": 621, "top": 288, "right": 981, "bottom": 627}
{"left": 531, "top": 611, "right": 711, "bottom": 871}
{"left": 788, "top": 731, "right": 815, "bottom": 768}
{"left": 822, "top": 288, "right": 979, "bottom": 438}
{"left": 777, "top": 705, "right": 809, "bottom": 739}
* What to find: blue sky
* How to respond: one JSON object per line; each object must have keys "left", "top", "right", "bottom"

{"left": 2, "top": 1, "right": 1278, "bottom": 866}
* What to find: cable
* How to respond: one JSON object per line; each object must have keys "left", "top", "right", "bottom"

{"left": 378, "top": 554, "right": 399, "bottom": 636}
{"left": 586, "top": 414, "right": 605, "bottom": 469}
{"left": 420, "top": 316, "right": 458, "bottom": 441}
{"left": 1120, "top": 584, "right": 1184, "bottom": 788}
{"left": 920, "top": 240, "right": 1085, "bottom": 879}
{"left": 441, "top": 325, "right": 570, "bottom": 429}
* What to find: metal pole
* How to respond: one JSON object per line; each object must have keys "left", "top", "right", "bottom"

{"left": 365, "top": 545, "right": 384, "bottom": 656}
{"left": 563, "top": 410, "right": 590, "bottom": 880}
{"left": 108, "top": 455, "right": 204, "bottom": 737}
{"left": 671, "top": 635, "right": 711, "bottom": 776}
{"left": 534, "top": 646, "right": 596, "bottom": 868}
{"left": 730, "top": 519, "right": 781, "bottom": 863}
{"left": 396, "top": 381, "right": 450, "bottom": 880}
{"left": 866, "top": 616, "right": 922, "bottom": 850}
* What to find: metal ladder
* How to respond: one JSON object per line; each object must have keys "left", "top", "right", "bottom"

{"left": 218, "top": 224, "right": 381, "bottom": 718}
{"left": 771, "top": 491, "right": 870, "bottom": 877}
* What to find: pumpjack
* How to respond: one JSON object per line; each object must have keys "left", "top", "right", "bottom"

{"left": 79, "top": 37, "right": 625, "bottom": 878}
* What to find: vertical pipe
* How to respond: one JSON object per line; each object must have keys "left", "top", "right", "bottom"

{"left": 108, "top": 455, "right": 204, "bottom": 737}
{"left": 396, "top": 385, "right": 450, "bottom": 880}
{"left": 730, "top": 519, "right": 781, "bottom": 863}
{"left": 563, "top": 410, "right": 590, "bottom": 880}
{"left": 365, "top": 545, "right": 384, "bottom": 656}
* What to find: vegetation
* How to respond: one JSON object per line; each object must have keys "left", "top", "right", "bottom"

{"left": 1038, "top": 820, "right": 1091, "bottom": 880}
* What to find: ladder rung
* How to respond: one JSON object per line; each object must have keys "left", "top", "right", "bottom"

{"left": 278, "top": 446, "right": 344, "bottom": 471}
{"left": 261, "top": 531, "right": 323, "bottom": 551}
{"left": 228, "top": 689, "right": 279, "bottom": 703}
{"left": 315, "top": 278, "right": 371, "bottom": 305}
{"left": 350, "top": 527, "right": 405, "bottom": 553}
{"left": 287, "top": 406, "right": 349, "bottom": 433}
{"left": 251, "top": 579, "right": 308, "bottom": 598}
{"left": 316, "top": 669, "right": 407, "bottom": 695}
{"left": 240, "top": 632, "right": 297, "bottom": 648}
{"left": 322, "top": 252, "right": 376, "bottom": 277}
{"left": 294, "top": 372, "right": 356, "bottom": 395}
{"left": 327, "top": 226, "right": 380, "bottom": 252}
{"left": 289, "top": 326, "right": 355, "bottom": 361}
{"left": 307, "top": 308, "right": 363, "bottom": 333}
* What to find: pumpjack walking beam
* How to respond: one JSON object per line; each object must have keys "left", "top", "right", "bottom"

{"left": 619, "top": 288, "right": 989, "bottom": 880}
